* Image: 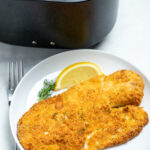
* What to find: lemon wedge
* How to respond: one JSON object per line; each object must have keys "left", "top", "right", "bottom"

{"left": 54, "top": 62, "right": 104, "bottom": 91}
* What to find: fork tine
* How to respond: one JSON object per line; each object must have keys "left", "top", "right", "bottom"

{"left": 8, "top": 62, "right": 11, "bottom": 90}
{"left": 12, "top": 62, "right": 15, "bottom": 90}
{"left": 15, "top": 61, "right": 19, "bottom": 86}
{"left": 8, "top": 62, "right": 14, "bottom": 105}
{"left": 21, "top": 60, "right": 24, "bottom": 77}
{"left": 9, "top": 62, "right": 16, "bottom": 90}
{"left": 19, "top": 60, "right": 24, "bottom": 81}
{"left": 10, "top": 62, "right": 14, "bottom": 90}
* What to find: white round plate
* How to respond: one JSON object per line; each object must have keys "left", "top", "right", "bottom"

{"left": 9, "top": 50, "right": 150, "bottom": 150}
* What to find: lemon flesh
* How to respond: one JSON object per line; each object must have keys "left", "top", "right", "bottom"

{"left": 55, "top": 62, "right": 103, "bottom": 91}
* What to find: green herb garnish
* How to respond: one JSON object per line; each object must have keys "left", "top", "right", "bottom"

{"left": 38, "top": 79, "right": 55, "bottom": 101}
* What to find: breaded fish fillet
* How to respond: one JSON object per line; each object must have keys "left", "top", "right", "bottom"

{"left": 84, "top": 106, "right": 148, "bottom": 150}
{"left": 17, "top": 70, "right": 147, "bottom": 150}
{"left": 56, "top": 70, "right": 144, "bottom": 110}
{"left": 103, "top": 70, "right": 144, "bottom": 107}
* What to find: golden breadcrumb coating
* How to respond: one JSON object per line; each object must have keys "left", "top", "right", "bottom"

{"left": 103, "top": 70, "right": 144, "bottom": 107}
{"left": 17, "top": 70, "right": 147, "bottom": 150}
{"left": 84, "top": 106, "right": 148, "bottom": 150}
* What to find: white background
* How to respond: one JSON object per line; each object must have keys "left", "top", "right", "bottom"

{"left": 0, "top": 0, "right": 150, "bottom": 149}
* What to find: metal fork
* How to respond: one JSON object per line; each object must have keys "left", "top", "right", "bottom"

{"left": 8, "top": 61, "right": 24, "bottom": 106}
{"left": 8, "top": 61, "right": 24, "bottom": 150}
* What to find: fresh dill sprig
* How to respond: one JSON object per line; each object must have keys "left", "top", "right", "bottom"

{"left": 38, "top": 79, "right": 55, "bottom": 101}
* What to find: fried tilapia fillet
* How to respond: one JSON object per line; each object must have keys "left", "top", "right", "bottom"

{"left": 84, "top": 106, "right": 148, "bottom": 150}
{"left": 17, "top": 70, "right": 148, "bottom": 150}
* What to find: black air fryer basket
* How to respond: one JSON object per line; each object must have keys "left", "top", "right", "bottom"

{"left": 0, "top": 0, "right": 119, "bottom": 48}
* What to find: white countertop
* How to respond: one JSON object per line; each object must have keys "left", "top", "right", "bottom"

{"left": 0, "top": 0, "right": 150, "bottom": 149}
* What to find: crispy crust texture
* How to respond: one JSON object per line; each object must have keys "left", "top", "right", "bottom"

{"left": 17, "top": 70, "right": 148, "bottom": 150}
{"left": 104, "top": 70, "right": 145, "bottom": 107}
{"left": 85, "top": 106, "right": 149, "bottom": 150}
